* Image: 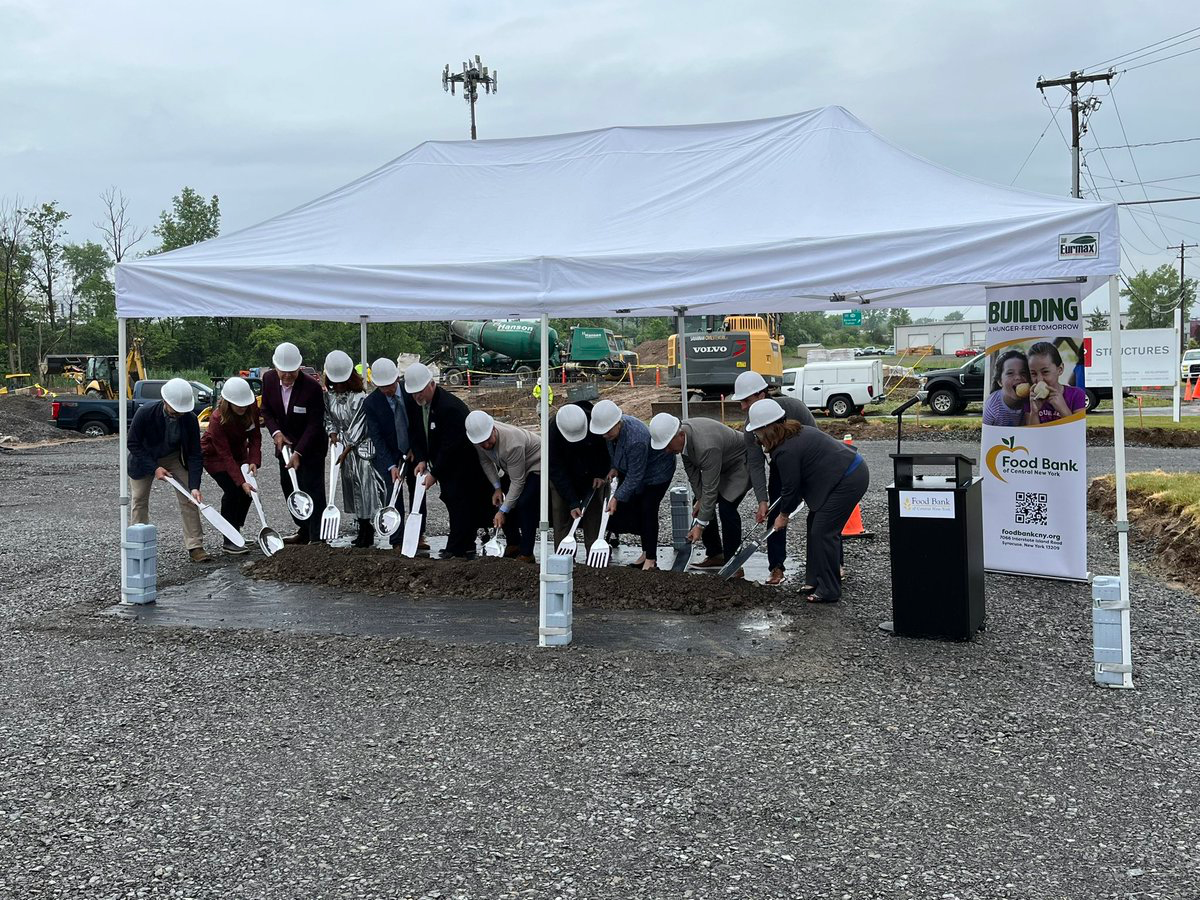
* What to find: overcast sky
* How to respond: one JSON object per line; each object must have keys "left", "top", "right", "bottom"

{"left": 3, "top": 0, "right": 1198, "bottom": 315}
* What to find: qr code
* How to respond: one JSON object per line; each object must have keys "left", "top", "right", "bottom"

{"left": 1015, "top": 491, "right": 1049, "bottom": 525}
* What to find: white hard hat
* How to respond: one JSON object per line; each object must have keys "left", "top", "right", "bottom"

{"left": 730, "top": 370, "right": 769, "bottom": 402}
{"left": 465, "top": 410, "right": 495, "bottom": 444}
{"left": 555, "top": 404, "right": 588, "bottom": 443}
{"left": 649, "top": 412, "right": 681, "bottom": 450}
{"left": 162, "top": 377, "right": 196, "bottom": 414}
{"left": 403, "top": 362, "right": 433, "bottom": 394}
{"left": 324, "top": 350, "right": 354, "bottom": 383}
{"left": 272, "top": 342, "right": 302, "bottom": 372}
{"left": 589, "top": 399, "right": 622, "bottom": 435}
{"left": 221, "top": 376, "right": 255, "bottom": 408}
{"left": 370, "top": 357, "right": 398, "bottom": 386}
{"left": 745, "top": 398, "right": 786, "bottom": 432}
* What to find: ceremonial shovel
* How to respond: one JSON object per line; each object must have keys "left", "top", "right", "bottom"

{"left": 161, "top": 474, "right": 246, "bottom": 547}
{"left": 401, "top": 474, "right": 428, "bottom": 558}
{"left": 374, "top": 464, "right": 405, "bottom": 538}
{"left": 554, "top": 488, "right": 596, "bottom": 558}
{"left": 585, "top": 478, "right": 619, "bottom": 568}
{"left": 241, "top": 464, "right": 283, "bottom": 556}
{"left": 320, "top": 442, "right": 344, "bottom": 542}
{"left": 482, "top": 527, "right": 505, "bottom": 557}
{"left": 718, "top": 498, "right": 793, "bottom": 579}
{"left": 280, "top": 446, "right": 313, "bottom": 520}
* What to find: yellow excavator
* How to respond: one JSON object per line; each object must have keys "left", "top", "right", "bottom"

{"left": 69, "top": 339, "right": 147, "bottom": 399}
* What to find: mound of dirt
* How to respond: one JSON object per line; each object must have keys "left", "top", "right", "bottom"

{"left": 1088, "top": 474, "right": 1200, "bottom": 594}
{"left": 635, "top": 339, "right": 669, "bottom": 366}
{"left": 0, "top": 395, "right": 65, "bottom": 444}
{"left": 248, "top": 545, "right": 770, "bottom": 615}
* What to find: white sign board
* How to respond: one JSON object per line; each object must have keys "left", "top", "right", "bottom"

{"left": 1084, "top": 328, "right": 1178, "bottom": 388}
{"left": 899, "top": 490, "right": 955, "bottom": 519}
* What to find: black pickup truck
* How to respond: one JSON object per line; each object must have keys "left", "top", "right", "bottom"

{"left": 917, "top": 354, "right": 1123, "bottom": 415}
{"left": 51, "top": 380, "right": 213, "bottom": 436}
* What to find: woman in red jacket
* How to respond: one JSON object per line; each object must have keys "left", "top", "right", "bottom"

{"left": 201, "top": 377, "right": 263, "bottom": 555}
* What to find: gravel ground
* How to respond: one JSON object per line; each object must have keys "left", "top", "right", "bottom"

{"left": 1, "top": 439, "right": 1199, "bottom": 899}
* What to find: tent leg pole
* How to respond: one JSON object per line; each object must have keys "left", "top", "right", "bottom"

{"left": 537, "top": 313, "right": 568, "bottom": 646}
{"left": 118, "top": 317, "right": 129, "bottom": 604}
{"left": 1107, "top": 274, "right": 1134, "bottom": 687}
{"left": 1173, "top": 308, "right": 1181, "bottom": 423}
{"left": 676, "top": 307, "right": 689, "bottom": 420}
{"left": 360, "top": 316, "right": 368, "bottom": 381}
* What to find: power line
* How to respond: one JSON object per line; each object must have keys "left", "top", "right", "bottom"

{"left": 1010, "top": 92, "right": 1071, "bottom": 184}
{"left": 1089, "top": 171, "right": 1200, "bottom": 188}
{"left": 1085, "top": 127, "right": 1164, "bottom": 249}
{"left": 1083, "top": 25, "right": 1200, "bottom": 71}
{"left": 1097, "top": 31, "right": 1200, "bottom": 70}
{"left": 1109, "top": 87, "right": 1171, "bottom": 244}
{"left": 1093, "top": 136, "right": 1200, "bottom": 150}
{"left": 1125, "top": 44, "right": 1200, "bottom": 72}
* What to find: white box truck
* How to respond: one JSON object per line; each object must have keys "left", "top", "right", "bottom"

{"left": 780, "top": 359, "right": 884, "bottom": 418}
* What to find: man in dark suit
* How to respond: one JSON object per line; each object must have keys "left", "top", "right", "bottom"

{"left": 260, "top": 341, "right": 328, "bottom": 544}
{"left": 363, "top": 356, "right": 426, "bottom": 550}
{"left": 402, "top": 362, "right": 492, "bottom": 559}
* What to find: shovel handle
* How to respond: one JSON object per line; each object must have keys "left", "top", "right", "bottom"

{"left": 241, "top": 464, "right": 269, "bottom": 528}
{"left": 282, "top": 446, "right": 302, "bottom": 492}
{"left": 328, "top": 443, "right": 343, "bottom": 505}
{"left": 162, "top": 474, "right": 201, "bottom": 508}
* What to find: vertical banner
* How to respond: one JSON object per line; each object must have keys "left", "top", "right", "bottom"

{"left": 981, "top": 285, "right": 1087, "bottom": 580}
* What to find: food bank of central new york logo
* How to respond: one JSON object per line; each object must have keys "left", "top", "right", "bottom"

{"left": 986, "top": 436, "right": 1028, "bottom": 483}
{"left": 986, "top": 435, "right": 1078, "bottom": 482}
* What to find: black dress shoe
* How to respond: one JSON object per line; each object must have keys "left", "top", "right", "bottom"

{"left": 438, "top": 549, "right": 477, "bottom": 561}
{"left": 282, "top": 532, "right": 310, "bottom": 546}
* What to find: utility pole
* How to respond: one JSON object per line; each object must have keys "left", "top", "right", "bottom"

{"left": 442, "top": 55, "right": 498, "bottom": 140}
{"left": 1036, "top": 70, "right": 1114, "bottom": 198}
{"left": 1173, "top": 242, "right": 1199, "bottom": 354}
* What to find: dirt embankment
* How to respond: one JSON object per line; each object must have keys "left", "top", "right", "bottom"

{"left": 0, "top": 395, "right": 70, "bottom": 444}
{"left": 248, "top": 545, "right": 770, "bottom": 615}
{"left": 1088, "top": 475, "right": 1200, "bottom": 594}
{"left": 634, "top": 339, "right": 669, "bottom": 366}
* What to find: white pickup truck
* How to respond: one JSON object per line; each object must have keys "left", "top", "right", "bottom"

{"left": 780, "top": 359, "right": 884, "bottom": 418}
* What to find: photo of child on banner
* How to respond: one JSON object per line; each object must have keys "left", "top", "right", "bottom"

{"left": 983, "top": 337, "right": 1088, "bottom": 427}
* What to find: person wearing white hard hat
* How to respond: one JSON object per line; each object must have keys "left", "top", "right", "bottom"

{"left": 261, "top": 342, "right": 328, "bottom": 544}
{"left": 466, "top": 410, "right": 543, "bottom": 562}
{"left": 404, "top": 361, "right": 493, "bottom": 559}
{"left": 590, "top": 399, "right": 676, "bottom": 570}
{"left": 547, "top": 401, "right": 609, "bottom": 549}
{"left": 364, "top": 356, "right": 422, "bottom": 551}
{"left": 731, "top": 370, "right": 817, "bottom": 585}
{"left": 200, "top": 377, "right": 262, "bottom": 555}
{"left": 651, "top": 412, "right": 750, "bottom": 575}
{"left": 745, "top": 398, "right": 869, "bottom": 603}
{"left": 323, "top": 350, "right": 382, "bottom": 548}
{"left": 128, "top": 377, "right": 209, "bottom": 562}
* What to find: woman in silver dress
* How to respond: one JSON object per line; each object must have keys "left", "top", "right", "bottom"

{"left": 323, "top": 350, "right": 384, "bottom": 547}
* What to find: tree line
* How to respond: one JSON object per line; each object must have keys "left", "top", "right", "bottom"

{"left": 4, "top": 184, "right": 1191, "bottom": 381}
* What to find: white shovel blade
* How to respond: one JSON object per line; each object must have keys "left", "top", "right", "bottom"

{"left": 400, "top": 513, "right": 423, "bottom": 558}
{"left": 201, "top": 504, "right": 246, "bottom": 546}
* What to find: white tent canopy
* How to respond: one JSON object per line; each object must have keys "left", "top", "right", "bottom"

{"left": 113, "top": 106, "right": 1129, "bottom": 663}
{"left": 116, "top": 106, "right": 1117, "bottom": 321}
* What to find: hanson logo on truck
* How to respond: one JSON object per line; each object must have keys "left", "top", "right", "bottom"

{"left": 1058, "top": 233, "right": 1099, "bottom": 260}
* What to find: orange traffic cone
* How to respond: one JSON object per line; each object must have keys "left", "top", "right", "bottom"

{"left": 841, "top": 434, "right": 874, "bottom": 539}
{"left": 1188, "top": 377, "right": 1197, "bottom": 402}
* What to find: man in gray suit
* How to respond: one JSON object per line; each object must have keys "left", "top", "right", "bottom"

{"left": 730, "top": 370, "right": 817, "bottom": 585}
{"left": 650, "top": 413, "right": 750, "bottom": 572}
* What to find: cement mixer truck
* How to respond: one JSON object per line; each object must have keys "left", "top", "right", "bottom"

{"left": 435, "top": 320, "right": 631, "bottom": 385}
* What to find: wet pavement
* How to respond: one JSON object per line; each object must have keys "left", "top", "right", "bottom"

{"left": 105, "top": 565, "right": 795, "bottom": 657}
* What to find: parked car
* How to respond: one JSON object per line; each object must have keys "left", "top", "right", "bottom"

{"left": 884, "top": 345, "right": 896, "bottom": 355}
{"left": 954, "top": 347, "right": 982, "bottom": 358}
{"left": 1181, "top": 349, "right": 1200, "bottom": 381}
{"left": 51, "top": 379, "right": 213, "bottom": 436}
{"left": 780, "top": 359, "right": 884, "bottom": 418}
{"left": 853, "top": 346, "right": 885, "bottom": 357}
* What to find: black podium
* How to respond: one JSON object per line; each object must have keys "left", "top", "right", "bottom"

{"left": 887, "top": 453, "right": 985, "bottom": 640}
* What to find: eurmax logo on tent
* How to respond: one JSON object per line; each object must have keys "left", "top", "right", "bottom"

{"left": 1059, "top": 233, "right": 1099, "bottom": 260}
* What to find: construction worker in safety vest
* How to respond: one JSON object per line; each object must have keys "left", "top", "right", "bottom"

{"left": 532, "top": 382, "right": 554, "bottom": 404}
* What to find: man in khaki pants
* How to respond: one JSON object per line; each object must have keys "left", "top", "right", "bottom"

{"left": 128, "top": 378, "right": 210, "bottom": 562}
